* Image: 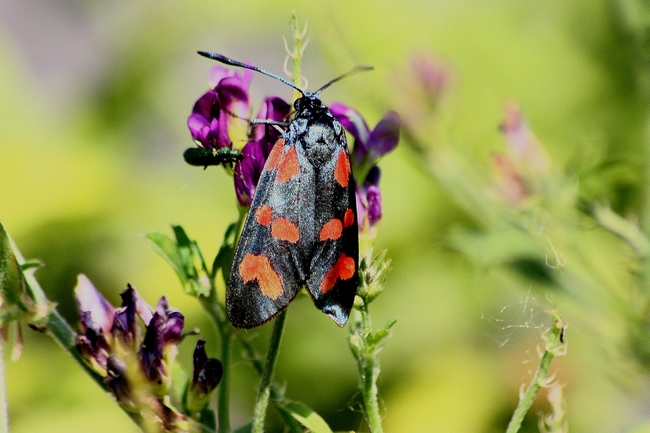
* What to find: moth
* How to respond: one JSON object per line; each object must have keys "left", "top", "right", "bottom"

{"left": 199, "top": 51, "right": 371, "bottom": 329}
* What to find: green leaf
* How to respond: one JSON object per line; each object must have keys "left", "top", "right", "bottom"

{"left": 279, "top": 401, "right": 334, "bottom": 433}
{"left": 366, "top": 317, "right": 398, "bottom": 349}
{"left": 172, "top": 225, "right": 200, "bottom": 281}
{"left": 145, "top": 231, "right": 187, "bottom": 284}
{"left": 212, "top": 222, "right": 238, "bottom": 284}
{"left": 0, "top": 222, "right": 32, "bottom": 325}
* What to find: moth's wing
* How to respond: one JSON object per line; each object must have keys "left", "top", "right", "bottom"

{"left": 305, "top": 127, "right": 359, "bottom": 327}
{"left": 227, "top": 139, "right": 312, "bottom": 328}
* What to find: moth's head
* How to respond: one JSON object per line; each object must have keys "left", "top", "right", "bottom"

{"left": 293, "top": 94, "right": 328, "bottom": 119}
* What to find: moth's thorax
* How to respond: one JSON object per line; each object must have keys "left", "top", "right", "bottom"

{"left": 286, "top": 103, "right": 346, "bottom": 168}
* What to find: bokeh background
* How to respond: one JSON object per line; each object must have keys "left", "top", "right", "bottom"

{"left": 3, "top": 0, "right": 650, "bottom": 432}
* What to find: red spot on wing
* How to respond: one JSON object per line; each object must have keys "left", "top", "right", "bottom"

{"left": 266, "top": 139, "right": 285, "bottom": 170}
{"left": 271, "top": 218, "right": 300, "bottom": 243}
{"left": 239, "top": 254, "right": 283, "bottom": 300}
{"left": 320, "top": 253, "right": 356, "bottom": 294}
{"left": 276, "top": 146, "right": 299, "bottom": 183}
{"left": 255, "top": 204, "right": 273, "bottom": 226}
{"left": 334, "top": 150, "right": 350, "bottom": 187}
{"left": 344, "top": 208, "right": 355, "bottom": 228}
{"left": 319, "top": 219, "right": 342, "bottom": 241}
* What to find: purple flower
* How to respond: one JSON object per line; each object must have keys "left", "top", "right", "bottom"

{"left": 232, "top": 97, "right": 291, "bottom": 207}
{"left": 75, "top": 274, "right": 115, "bottom": 336}
{"left": 138, "top": 298, "right": 184, "bottom": 391}
{"left": 111, "top": 285, "right": 139, "bottom": 346}
{"left": 331, "top": 104, "right": 400, "bottom": 229}
{"left": 188, "top": 65, "right": 253, "bottom": 150}
{"left": 330, "top": 104, "right": 400, "bottom": 178}
{"left": 356, "top": 166, "right": 383, "bottom": 228}
{"left": 410, "top": 54, "right": 451, "bottom": 103}
{"left": 186, "top": 338, "right": 223, "bottom": 413}
{"left": 74, "top": 277, "right": 195, "bottom": 413}
{"left": 499, "top": 100, "right": 551, "bottom": 175}
{"left": 234, "top": 140, "right": 265, "bottom": 207}
{"left": 251, "top": 96, "right": 291, "bottom": 154}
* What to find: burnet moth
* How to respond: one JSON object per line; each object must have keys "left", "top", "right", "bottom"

{"left": 198, "top": 51, "right": 372, "bottom": 329}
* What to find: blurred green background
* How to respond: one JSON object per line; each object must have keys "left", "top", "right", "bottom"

{"left": 3, "top": 0, "right": 650, "bottom": 432}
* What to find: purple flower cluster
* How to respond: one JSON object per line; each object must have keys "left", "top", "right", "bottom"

{"left": 330, "top": 104, "right": 400, "bottom": 228}
{"left": 188, "top": 64, "right": 400, "bottom": 228}
{"left": 74, "top": 275, "right": 221, "bottom": 418}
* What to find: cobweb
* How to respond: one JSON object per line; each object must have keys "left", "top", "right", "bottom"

{"left": 481, "top": 289, "right": 552, "bottom": 349}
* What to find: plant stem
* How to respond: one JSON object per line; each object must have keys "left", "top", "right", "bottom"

{"left": 289, "top": 12, "right": 306, "bottom": 100}
{"left": 9, "top": 237, "right": 108, "bottom": 390}
{"left": 252, "top": 310, "right": 287, "bottom": 433}
{"left": 357, "top": 303, "right": 383, "bottom": 433}
{"left": 505, "top": 313, "right": 566, "bottom": 433}
{"left": 217, "top": 330, "right": 231, "bottom": 433}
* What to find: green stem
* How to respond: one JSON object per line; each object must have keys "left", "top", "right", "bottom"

{"left": 199, "top": 207, "right": 247, "bottom": 433}
{"left": 217, "top": 330, "right": 231, "bottom": 433}
{"left": 45, "top": 308, "right": 107, "bottom": 388}
{"left": 506, "top": 313, "right": 565, "bottom": 433}
{"left": 289, "top": 12, "right": 305, "bottom": 100}
{"left": 252, "top": 310, "right": 287, "bottom": 433}
{"left": 9, "top": 237, "right": 107, "bottom": 390}
{"left": 357, "top": 304, "right": 383, "bottom": 433}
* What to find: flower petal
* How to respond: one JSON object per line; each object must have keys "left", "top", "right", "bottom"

{"left": 366, "top": 111, "right": 400, "bottom": 161}
{"left": 74, "top": 274, "right": 115, "bottom": 336}
{"left": 111, "top": 285, "right": 139, "bottom": 345}
{"left": 234, "top": 141, "right": 266, "bottom": 207}
{"left": 330, "top": 103, "right": 370, "bottom": 148}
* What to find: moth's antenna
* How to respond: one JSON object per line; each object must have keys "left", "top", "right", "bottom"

{"left": 314, "top": 65, "right": 373, "bottom": 96}
{"left": 198, "top": 51, "right": 305, "bottom": 95}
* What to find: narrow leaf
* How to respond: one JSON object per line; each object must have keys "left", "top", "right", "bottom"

{"left": 279, "top": 401, "right": 334, "bottom": 433}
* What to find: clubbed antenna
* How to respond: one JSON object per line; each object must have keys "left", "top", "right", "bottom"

{"left": 314, "top": 65, "right": 374, "bottom": 96}
{"left": 197, "top": 51, "right": 304, "bottom": 94}
{"left": 198, "top": 51, "right": 373, "bottom": 96}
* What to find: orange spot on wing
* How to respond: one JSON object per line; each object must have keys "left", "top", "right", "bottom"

{"left": 255, "top": 204, "right": 273, "bottom": 226}
{"left": 319, "top": 219, "right": 342, "bottom": 241}
{"left": 271, "top": 218, "right": 300, "bottom": 243}
{"left": 239, "top": 254, "right": 283, "bottom": 300}
{"left": 266, "top": 139, "right": 285, "bottom": 170}
{"left": 334, "top": 150, "right": 350, "bottom": 187}
{"left": 344, "top": 208, "right": 355, "bottom": 228}
{"left": 320, "top": 253, "right": 356, "bottom": 294}
{"left": 276, "top": 146, "right": 299, "bottom": 183}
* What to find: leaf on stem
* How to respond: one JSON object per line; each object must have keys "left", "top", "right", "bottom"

{"left": 277, "top": 401, "right": 334, "bottom": 433}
